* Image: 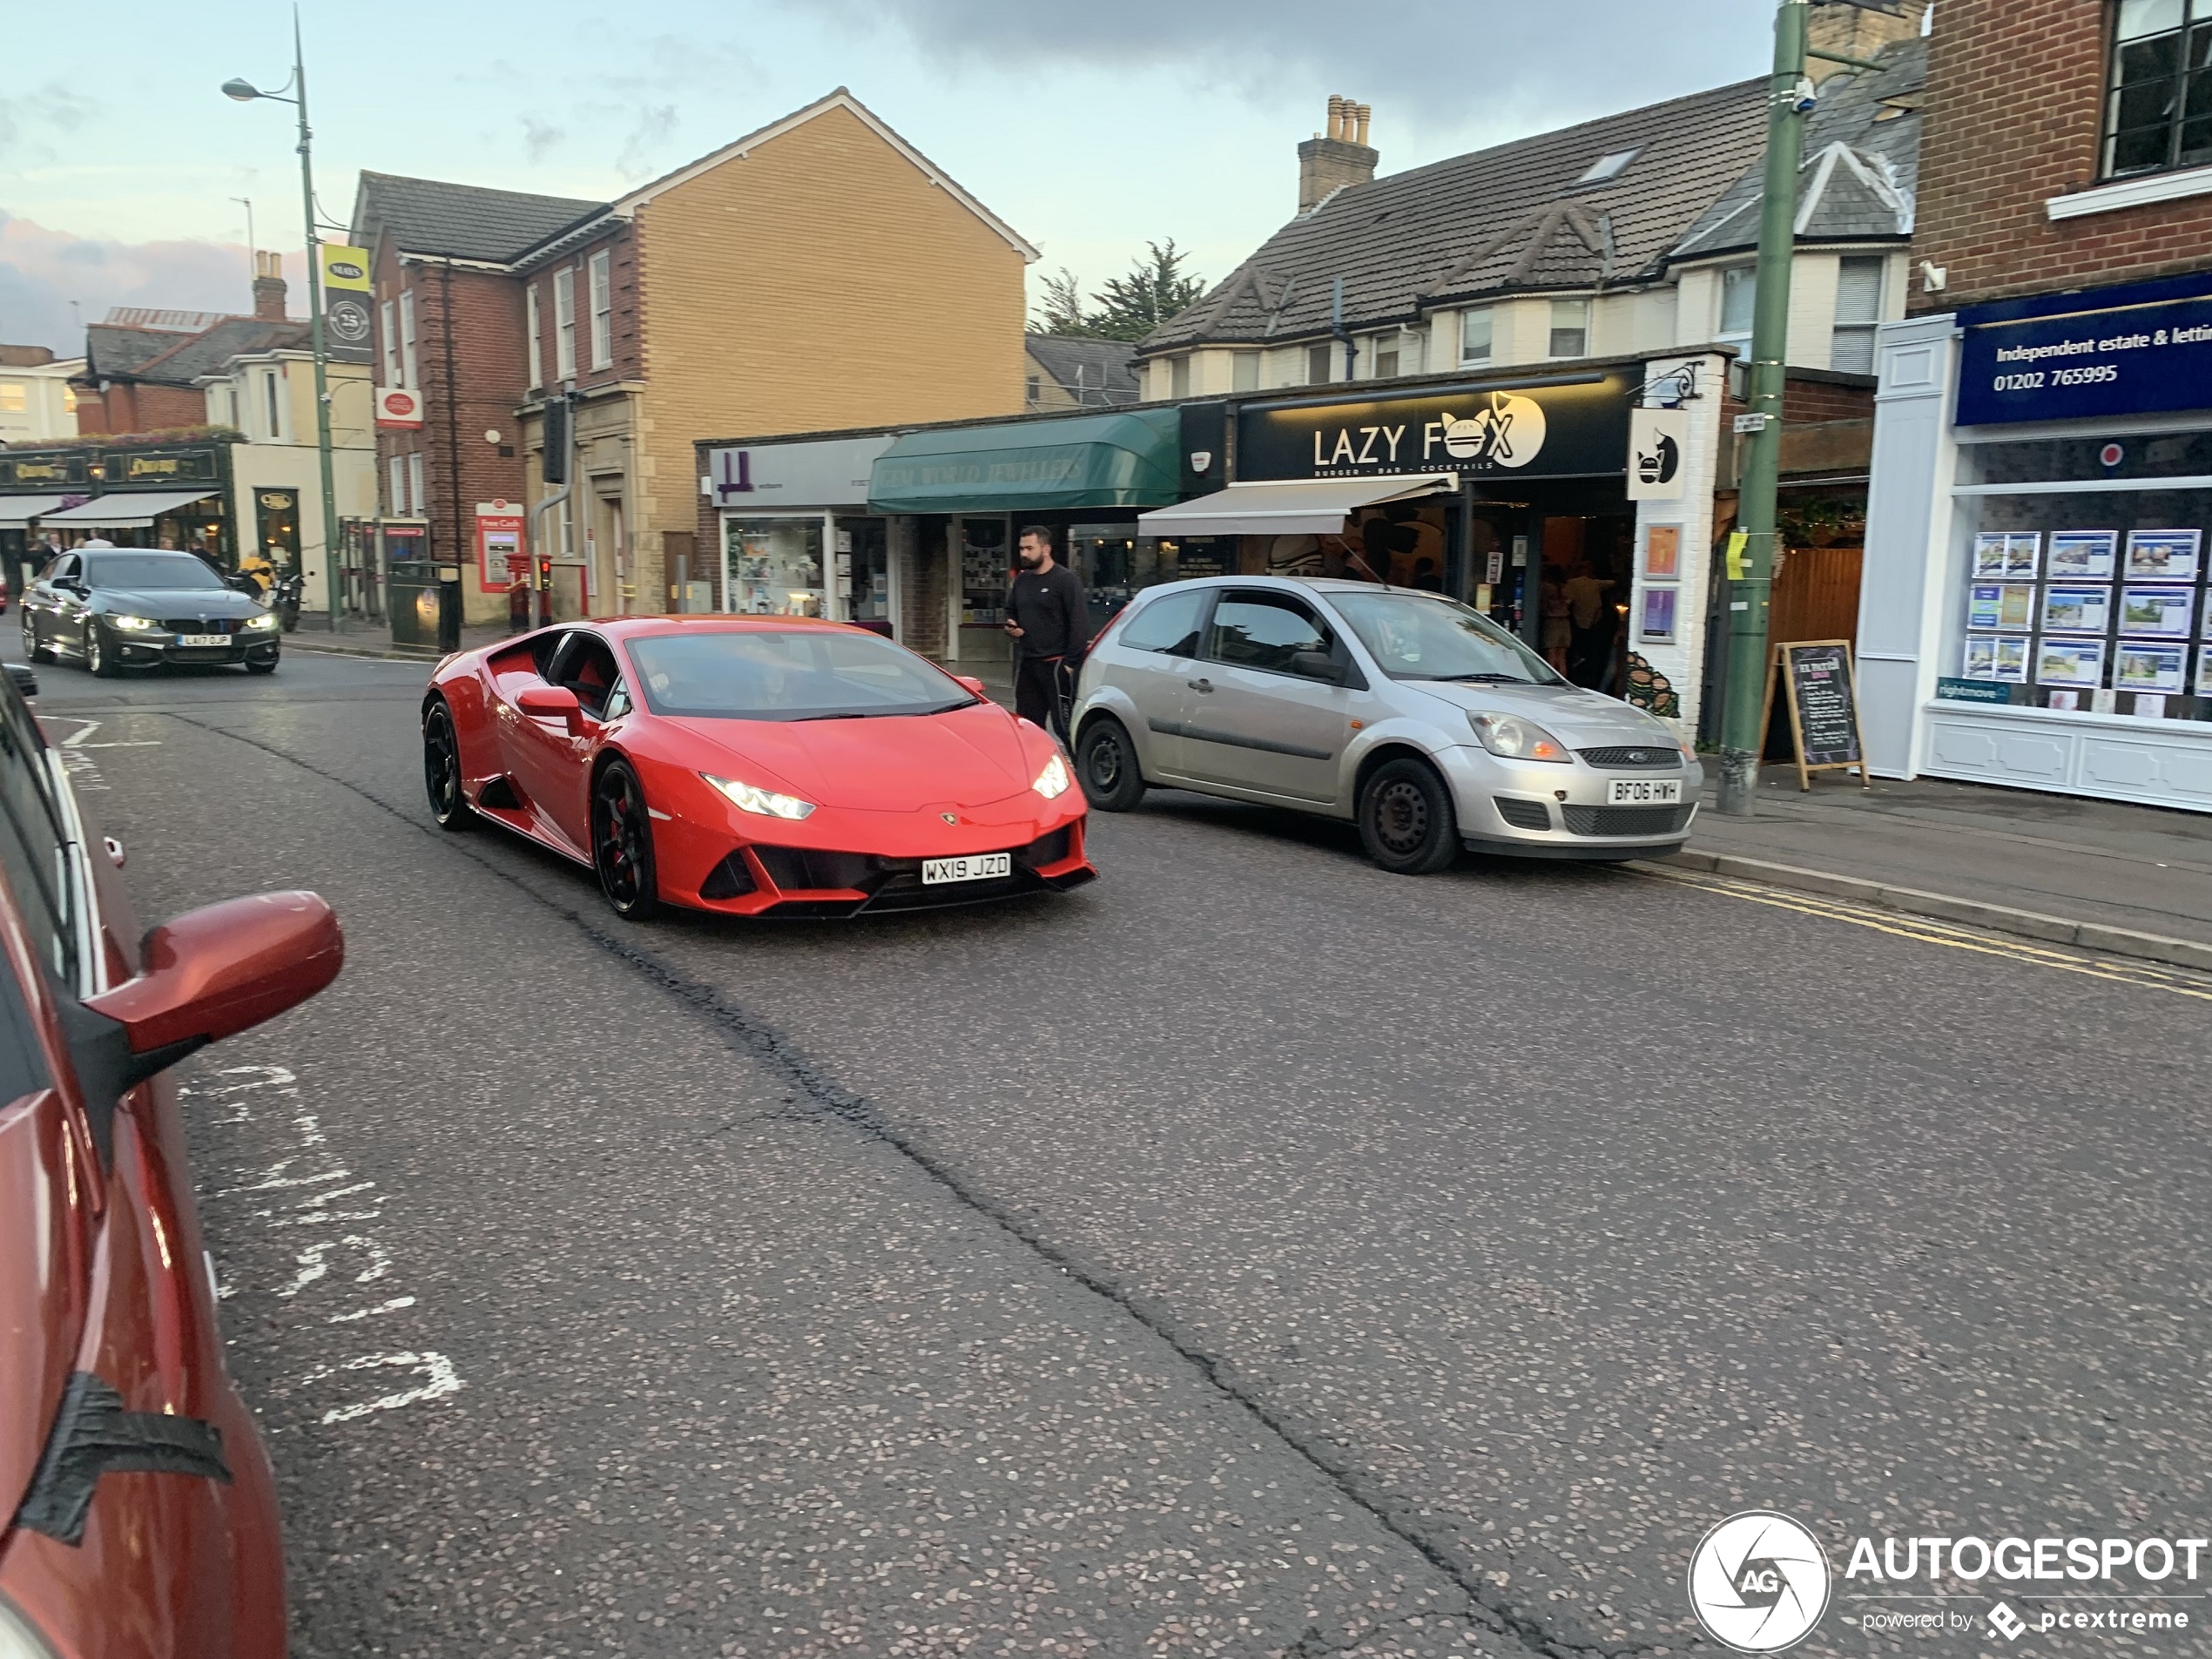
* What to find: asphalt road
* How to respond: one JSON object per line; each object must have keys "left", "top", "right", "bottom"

{"left": 22, "top": 639, "right": 2212, "bottom": 1659}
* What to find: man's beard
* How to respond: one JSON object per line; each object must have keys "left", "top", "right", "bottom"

{"left": 1018, "top": 553, "right": 1043, "bottom": 569}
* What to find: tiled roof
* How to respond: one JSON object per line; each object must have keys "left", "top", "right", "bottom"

{"left": 84, "top": 319, "right": 311, "bottom": 387}
{"left": 1025, "top": 335, "right": 1140, "bottom": 403}
{"left": 1143, "top": 77, "right": 1773, "bottom": 350}
{"left": 350, "top": 171, "right": 607, "bottom": 264}
{"left": 1671, "top": 39, "right": 1926, "bottom": 259}
{"left": 84, "top": 323, "right": 186, "bottom": 379}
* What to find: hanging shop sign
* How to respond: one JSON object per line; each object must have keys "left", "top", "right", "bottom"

{"left": 1955, "top": 269, "right": 2212, "bottom": 427}
{"left": 1236, "top": 371, "right": 1635, "bottom": 482}
{"left": 320, "top": 244, "right": 374, "bottom": 361}
{"left": 376, "top": 387, "right": 425, "bottom": 430}
{"left": 1626, "top": 408, "right": 1689, "bottom": 500}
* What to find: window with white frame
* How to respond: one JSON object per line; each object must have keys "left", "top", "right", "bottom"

{"left": 1460, "top": 307, "right": 1494, "bottom": 366}
{"left": 388, "top": 455, "right": 408, "bottom": 516}
{"left": 588, "top": 249, "right": 612, "bottom": 371}
{"left": 1717, "top": 265, "right": 1757, "bottom": 359}
{"left": 264, "top": 369, "right": 284, "bottom": 441}
{"left": 1831, "top": 255, "right": 1885, "bottom": 374}
{"left": 1170, "top": 354, "right": 1190, "bottom": 398}
{"left": 2104, "top": 0, "right": 2212, "bottom": 178}
{"left": 398, "top": 288, "right": 418, "bottom": 388}
{"left": 1548, "top": 298, "right": 1589, "bottom": 359}
{"left": 408, "top": 453, "right": 426, "bottom": 520}
{"left": 1232, "top": 351, "right": 1260, "bottom": 392}
{"left": 380, "top": 299, "right": 399, "bottom": 385}
{"left": 526, "top": 283, "right": 543, "bottom": 390}
{"left": 553, "top": 267, "right": 577, "bottom": 381}
{"left": 1306, "top": 342, "right": 1334, "bottom": 384}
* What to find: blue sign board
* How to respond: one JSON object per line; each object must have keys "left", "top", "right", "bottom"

{"left": 1954, "top": 270, "right": 2212, "bottom": 427}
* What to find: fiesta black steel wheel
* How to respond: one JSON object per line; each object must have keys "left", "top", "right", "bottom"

{"left": 1357, "top": 757, "right": 1460, "bottom": 875}
{"left": 421, "top": 701, "right": 475, "bottom": 832}
{"left": 591, "top": 759, "right": 662, "bottom": 921}
{"left": 1076, "top": 716, "right": 1147, "bottom": 813}
{"left": 85, "top": 624, "right": 119, "bottom": 679}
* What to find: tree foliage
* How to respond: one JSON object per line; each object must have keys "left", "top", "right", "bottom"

{"left": 1031, "top": 240, "right": 1205, "bottom": 341}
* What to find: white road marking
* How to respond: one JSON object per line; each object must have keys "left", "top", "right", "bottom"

{"left": 327, "top": 1297, "right": 417, "bottom": 1324}
{"left": 303, "top": 1352, "right": 462, "bottom": 1425}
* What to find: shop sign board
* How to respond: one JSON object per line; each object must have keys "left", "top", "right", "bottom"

{"left": 1955, "top": 269, "right": 2212, "bottom": 427}
{"left": 706, "top": 434, "right": 893, "bottom": 509}
{"left": 1236, "top": 371, "right": 1635, "bottom": 482}
{"left": 1760, "top": 639, "right": 1871, "bottom": 791}
{"left": 376, "top": 387, "right": 425, "bottom": 429}
{"left": 0, "top": 452, "right": 91, "bottom": 489}
{"left": 1626, "top": 408, "right": 1689, "bottom": 500}
{"left": 476, "top": 500, "right": 527, "bottom": 592}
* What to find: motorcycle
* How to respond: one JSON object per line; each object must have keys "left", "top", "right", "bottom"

{"left": 273, "top": 572, "right": 303, "bottom": 633}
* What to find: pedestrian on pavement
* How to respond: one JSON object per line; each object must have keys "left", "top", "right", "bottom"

{"left": 1003, "top": 525, "right": 1089, "bottom": 742}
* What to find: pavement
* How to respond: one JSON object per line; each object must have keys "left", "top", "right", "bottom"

{"left": 30, "top": 646, "right": 2211, "bottom": 1659}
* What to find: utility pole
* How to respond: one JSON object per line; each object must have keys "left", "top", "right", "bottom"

{"left": 1716, "top": 0, "right": 1813, "bottom": 815}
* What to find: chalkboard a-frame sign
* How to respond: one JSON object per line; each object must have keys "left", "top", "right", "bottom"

{"left": 1759, "top": 639, "right": 1871, "bottom": 791}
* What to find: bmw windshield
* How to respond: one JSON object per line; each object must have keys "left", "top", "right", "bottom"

{"left": 1329, "top": 590, "right": 1562, "bottom": 685}
{"left": 84, "top": 554, "right": 226, "bottom": 590}
{"left": 624, "top": 628, "right": 981, "bottom": 721}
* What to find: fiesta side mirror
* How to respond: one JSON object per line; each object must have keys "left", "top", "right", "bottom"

{"left": 77, "top": 891, "right": 343, "bottom": 1108}
{"left": 518, "top": 684, "right": 584, "bottom": 732}
{"left": 1291, "top": 650, "right": 1347, "bottom": 685}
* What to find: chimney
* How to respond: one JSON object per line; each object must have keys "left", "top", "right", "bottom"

{"left": 1298, "top": 93, "right": 1379, "bottom": 215}
{"left": 252, "top": 248, "right": 288, "bottom": 320}
{"left": 1806, "top": 3, "right": 1925, "bottom": 80}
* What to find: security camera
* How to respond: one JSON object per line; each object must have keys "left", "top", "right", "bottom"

{"left": 1791, "top": 78, "right": 1819, "bottom": 114}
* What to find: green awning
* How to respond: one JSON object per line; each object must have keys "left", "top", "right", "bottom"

{"left": 867, "top": 408, "right": 1181, "bottom": 515}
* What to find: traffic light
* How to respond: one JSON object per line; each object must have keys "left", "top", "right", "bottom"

{"left": 542, "top": 396, "right": 570, "bottom": 485}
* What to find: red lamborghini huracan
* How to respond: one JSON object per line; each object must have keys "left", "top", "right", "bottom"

{"left": 420, "top": 617, "right": 1095, "bottom": 920}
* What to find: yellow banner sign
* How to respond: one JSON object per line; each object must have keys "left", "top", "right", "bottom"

{"left": 320, "top": 244, "right": 372, "bottom": 292}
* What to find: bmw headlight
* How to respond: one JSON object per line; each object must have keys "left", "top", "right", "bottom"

{"left": 1032, "top": 752, "right": 1070, "bottom": 799}
{"left": 108, "top": 614, "right": 160, "bottom": 632}
{"left": 701, "top": 772, "right": 816, "bottom": 820}
{"left": 244, "top": 612, "right": 280, "bottom": 630}
{"left": 1467, "top": 712, "right": 1569, "bottom": 762}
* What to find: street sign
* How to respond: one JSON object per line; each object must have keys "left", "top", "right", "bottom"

{"left": 1760, "top": 639, "right": 1871, "bottom": 791}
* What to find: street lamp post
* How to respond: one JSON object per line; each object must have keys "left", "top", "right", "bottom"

{"left": 223, "top": 9, "right": 343, "bottom": 633}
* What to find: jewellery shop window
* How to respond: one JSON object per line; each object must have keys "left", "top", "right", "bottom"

{"left": 1951, "top": 434, "right": 2212, "bottom": 722}
{"left": 960, "top": 517, "right": 1009, "bottom": 626}
{"left": 726, "top": 517, "right": 825, "bottom": 617}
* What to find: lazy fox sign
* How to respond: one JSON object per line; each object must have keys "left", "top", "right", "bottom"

{"left": 1236, "top": 370, "right": 1634, "bottom": 482}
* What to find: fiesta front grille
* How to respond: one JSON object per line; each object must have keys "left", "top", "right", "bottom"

{"left": 1561, "top": 803, "right": 1695, "bottom": 837}
{"left": 1576, "top": 745, "right": 1681, "bottom": 768}
{"left": 1493, "top": 796, "right": 1554, "bottom": 831}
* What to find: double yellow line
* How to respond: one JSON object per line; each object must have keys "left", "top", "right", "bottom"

{"left": 1631, "top": 865, "right": 2212, "bottom": 1003}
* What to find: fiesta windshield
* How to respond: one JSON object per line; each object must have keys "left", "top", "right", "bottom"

{"left": 625, "top": 629, "right": 979, "bottom": 721}
{"left": 1331, "top": 591, "right": 1561, "bottom": 685}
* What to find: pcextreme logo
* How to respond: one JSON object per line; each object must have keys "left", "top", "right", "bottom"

{"left": 1688, "top": 1512, "right": 1832, "bottom": 1652}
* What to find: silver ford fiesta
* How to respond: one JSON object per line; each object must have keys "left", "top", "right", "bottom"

{"left": 1069, "top": 576, "right": 1703, "bottom": 874}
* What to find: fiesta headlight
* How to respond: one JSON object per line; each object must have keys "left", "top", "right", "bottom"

{"left": 1032, "top": 752, "right": 1070, "bottom": 799}
{"left": 243, "top": 612, "right": 280, "bottom": 630}
{"left": 108, "top": 614, "right": 160, "bottom": 632}
{"left": 1467, "top": 711, "right": 1569, "bottom": 762}
{"left": 701, "top": 772, "right": 815, "bottom": 820}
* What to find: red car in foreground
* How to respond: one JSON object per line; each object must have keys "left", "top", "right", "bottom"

{"left": 0, "top": 675, "right": 343, "bottom": 1656}
{"left": 421, "top": 617, "right": 1095, "bottom": 919}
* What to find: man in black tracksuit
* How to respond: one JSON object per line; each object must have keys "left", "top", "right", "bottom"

{"left": 1004, "top": 524, "right": 1089, "bottom": 740}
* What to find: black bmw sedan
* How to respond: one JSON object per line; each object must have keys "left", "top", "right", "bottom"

{"left": 22, "top": 550, "right": 280, "bottom": 677}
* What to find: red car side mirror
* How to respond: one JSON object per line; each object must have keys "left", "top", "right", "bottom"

{"left": 954, "top": 676, "right": 988, "bottom": 698}
{"left": 84, "top": 891, "right": 343, "bottom": 1083}
{"left": 518, "top": 684, "right": 583, "bottom": 732}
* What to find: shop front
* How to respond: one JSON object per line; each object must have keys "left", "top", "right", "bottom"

{"left": 866, "top": 408, "right": 1185, "bottom": 671}
{"left": 1861, "top": 272, "right": 2212, "bottom": 812}
{"left": 0, "top": 439, "right": 237, "bottom": 570}
{"left": 706, "top": 433, "right": 900, "bottom": 633}
{"left": 1150, "top": 356, "right": 1730, "bottom": 727}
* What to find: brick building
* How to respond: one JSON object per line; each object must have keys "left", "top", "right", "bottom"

{"left": 1859, "top": 0, "right": 2212, "bottom": 813}
{"left": 350, "top": 173, "right": 604, "bottom": 622}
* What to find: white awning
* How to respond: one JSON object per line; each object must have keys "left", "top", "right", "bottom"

{"left": 37, "top": 489, "right": 224, "bottom": 529}
{"left": 0, "top": 495, "right": 77, "bottom": 529}
{"left": 1137, "top": 474, "right": 1459, "bottom": 538}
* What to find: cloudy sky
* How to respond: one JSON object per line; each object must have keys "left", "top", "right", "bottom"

{"left": 1, "top": 0, "right": 1776, "bottom": 353}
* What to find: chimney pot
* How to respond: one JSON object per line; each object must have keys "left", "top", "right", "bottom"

{"left": 1354, "top": 103, "right": 1372, "bottom": 145}
{"left": 1297, "top": 95, "right": 1380, "bottom": 214}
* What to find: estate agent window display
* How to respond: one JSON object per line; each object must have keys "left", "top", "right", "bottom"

{"left": 1950, "top": 432, "right": 2212, "bottom": 722}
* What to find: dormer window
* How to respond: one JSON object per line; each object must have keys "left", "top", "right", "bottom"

{"left": 1575, "top": 146, "right": 1642, "bottom": 186}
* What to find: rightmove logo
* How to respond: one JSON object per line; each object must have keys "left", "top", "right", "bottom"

{"left": 1687, "top": 1511, "right": 1833, "bottom": 1652}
